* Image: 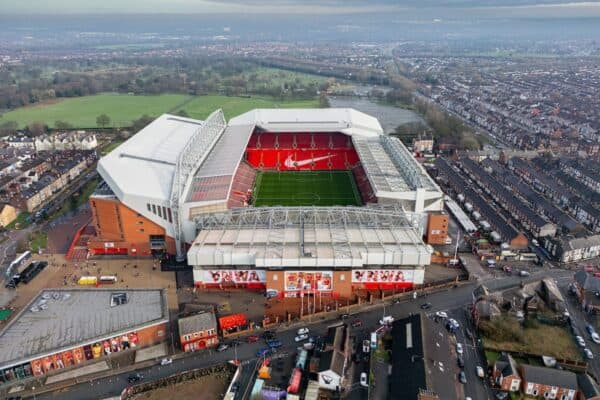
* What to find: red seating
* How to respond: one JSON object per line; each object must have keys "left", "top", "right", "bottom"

{"left": 228, "top": 161, "right": 257, "bottom": 208}
{"left": 245, "top": 131, "right": 360, "bottom": 171}
{"left": 313, "top": 134, "right": 330, "bottom": 148}
{"left": 276, "top": 134, "right": 294, "bottom": 149}
{"left": 352, "top": 164, "right": 377, "bottom": 203}
{"left": 295, "top": 133, "right": 312, "bottom": 149}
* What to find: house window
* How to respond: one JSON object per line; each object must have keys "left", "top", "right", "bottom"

{"left": 162, "top": 206, "right": 167, "bottom": 219}
{"left": 273, "top": 274, "right": 278, "bottom": 281}
{"left": 152, "top": 204, "right": 156, "bottom": 214}
{"left": 157, "top": 206, "right": 162, "bottom": 218}
{"left": 167, "top": 208, "right": 173, "bottom": 222}
{"left": 340, "top": 274, "right": 345, "bottom": 281}
{"left": 147, "top": 204, "right": 151, "bottom": 212}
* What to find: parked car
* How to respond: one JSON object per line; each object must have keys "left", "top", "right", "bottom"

{"left": 379, "top": 316, "right": 394, "bottom": 325}
{"left": 160, "top": 358, "right": 172, "bottom": 366}
{"left": 267, "top": 339, "right": 282, "bottom": 348}
{"left": 576, "top": 336, "right": 586, "bottom": 347}
{"left": 246, "top": 335, "right": 260, "bottom": 343}
{"left": 477, "top": 366, "right": 485, "bottom": 378}
{"left": 591, "top": 332, "right": 600, "bottom": 344}
{"left": 435, "top": 311, "right": 448, "bottom": 319}
{"left": 360, "top": 372, "right": 368, "bottom": 387}
{"left": 128, "top": 373, "right": 144, "bottom": 383}
{"left": 519, "top": 270, "right": 530, "bottom": 277}
{"left": 420, "top": 302, "right": 432, "bottom": 310}
{"left": 502, "top": 265, "right": 512, "bottom": 275}
{"left": 297, "top": 328, "right": 309, "bottom": 335}
{"left": 456, "top": 343, "right": 463, "bottom": 355}
{"left": 351, "top": 319, "right": 363, "bottom": 328}
{"left": 256, "top": 348, "right": 270, "bottom": 357}
{"left": 216, "top": 343, "right": 229, "bottom": 352}
{"left": 457, "top": 356, "right": 464, "bottom": 368}
{"left": 584, "top": 348, "right": 594, "bottom": 359}
{"left": 586, "top": 324, "right": 597, "bottom": 337}
{"left": 262, "top": 330, "right": 276, "bottom": 340}
{"left": 340, "top": 313, "right": 350, "bottom": 320}
{"left": 295, "top": 334, "right": 309, "bottom": 342}
{"left": 362, "top": 339, "right": 371, "bottom": 354}
{"left": 303, "top": 342, "right": 315, "bottom": 350}
{"left": 459, "top": 371, "right": 467, "bottom": 384}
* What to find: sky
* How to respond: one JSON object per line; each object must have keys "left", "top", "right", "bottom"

{"left": 1, "top": 0, "right": 600, "bottom": 17}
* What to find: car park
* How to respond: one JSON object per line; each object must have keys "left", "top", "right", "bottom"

{"left": 420, "top": 302, "right": 432, "bottom": 310}
{"left": 351, "top": 319, "right": 363, "bottom": 328}
{"left": 459, "top": 371, "right": 467, "bottom": 384}
{"left": 217, "top": 343, "right": 229, "bottom": 352}
{"left": 297, "top": 328, "right": 309, "bottom": 335}
{"left": 584, "top": 348, "right": 594, "bottom": 359}
{"left": 360, "top": 372, "right": 368, "bottom": 387}
{"left": 456, "top": 343, "right": 463, "bottom": 355}
{"left": 295, "top": 334, "right": 309, "bottom": 342}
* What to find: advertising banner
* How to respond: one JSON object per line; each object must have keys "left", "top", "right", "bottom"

{"left": 351, "top": 269, "right": 415, "bottom": 289}
{"left": 284, "top": 271, "right": 333, "bottom": 292}
{"left": 200, "top": 270, "right": 266, "bottom": 286}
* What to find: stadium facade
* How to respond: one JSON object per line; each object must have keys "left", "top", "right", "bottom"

{"left": 89, "top": 108, "right": 444, "bottom": 297}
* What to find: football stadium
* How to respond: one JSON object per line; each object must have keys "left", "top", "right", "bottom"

{"left": 88, "top": 108, "right": 444, "bottom": 298}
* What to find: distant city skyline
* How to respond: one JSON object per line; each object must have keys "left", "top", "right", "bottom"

{"left": 1, "top": 0, "right": 600, "bottom": 18}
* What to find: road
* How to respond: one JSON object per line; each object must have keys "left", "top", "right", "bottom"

{"left": 27, "top": 268, "right": 576, "bottom": 400}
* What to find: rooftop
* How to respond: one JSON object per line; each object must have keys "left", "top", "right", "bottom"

{"left": 520, "top": 364, "right": 578, "bottom": 390}
{"left": 0, "top": 288, "right": 168, "bottom": 369}
{"left": 187, "top": 206, "right": 432, "bottom": 268}
{"left": 178, "top": 312, "right": 217, "bottom": 336}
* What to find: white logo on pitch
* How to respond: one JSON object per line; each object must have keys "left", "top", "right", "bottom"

{"left": 284, "top": 154, "right": 335, "bottom": 168}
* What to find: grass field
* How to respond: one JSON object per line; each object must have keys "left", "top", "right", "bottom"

{"left": 253, "top": 171, "right": 362, "bottom": 207}
{"left": 0, "top": 93, "right": 320, "bottom": 129}
{"left": 174, "top": 95, "right": 319, "bottom": 120}
{"left": 0, "top": 93, "right": 190, "bottom": 129}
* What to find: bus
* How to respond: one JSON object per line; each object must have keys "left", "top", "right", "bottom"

{"left": 19, "top": 261, "right": 48, "bottom": 284}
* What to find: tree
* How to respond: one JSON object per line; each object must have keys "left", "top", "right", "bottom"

{"left": 0, "top": 120, "right": 19, "bottom": 135}
{"left": 54, "top": 120, "right": 74, "bottom": 130}
{"left": 131, "top": 114, "right": 155, "bottom": 132}
{"left": 27, "top": 122, "right": 47, "bottom": 136}
{"left": 318, "top": 92, "right": 330, "bottom": 108}
{"left": 96, "top": 114, "right": 111, "bottom": 128}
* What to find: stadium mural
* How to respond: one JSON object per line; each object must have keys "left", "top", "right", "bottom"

{"left": 351, "top": 269, "right": 419, "bottom": 290}
{"left": 194, "top": 269, "right": 266, "bottom": 289}
{"left": 284, "top": 271, "right": 333, "bottom": 292}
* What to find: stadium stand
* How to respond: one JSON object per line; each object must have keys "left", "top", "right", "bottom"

{"left": 352, "top": 164, "right": 377, "bottom": 204}
{"left": 245, "top": 131, "right": 361, "bottom": 171}
{"left": 228, "top": 161, "right": 257, "bottom": 208}
{"left": 187, "top": 176, "right": 231, "bottom": 202}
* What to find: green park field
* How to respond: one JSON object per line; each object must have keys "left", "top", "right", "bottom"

{"left": 253, "top": 171, "right": 362, "bottom": 207}
{"left": 0, "top": 93, "right": 319, "bottom": 129}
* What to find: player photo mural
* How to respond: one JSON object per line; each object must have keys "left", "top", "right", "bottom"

{"left": 202, "top": 269, "right": 266, "bottom": 285}
{"left": 284, "top": 271, "right": 333, "bottom": 292}
{"left": 352, "top": 269, "right": 413, "bottom": 289}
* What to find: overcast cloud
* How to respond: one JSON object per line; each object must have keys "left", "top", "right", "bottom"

{"left": 1, "top": 0, "right": 599, "bottom": 17}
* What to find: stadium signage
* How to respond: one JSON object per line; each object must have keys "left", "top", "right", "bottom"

{"left": 351, "top": 269, "right": 416, "bottom": 289}
{"left": 284, "top": 271, "right": 333, "bottom": 292}
{"left": 201, "top": 269, "right": 266, "bottom": 284}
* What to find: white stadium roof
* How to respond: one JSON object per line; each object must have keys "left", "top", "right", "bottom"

{"left": 187, "top": 207, "right": 432, "bottom": 268}
{"left": 98, "top": 114, "right": 203, "bottom": 202}
{"left": 229, "top": 108, "right": 383, "bottom": 137}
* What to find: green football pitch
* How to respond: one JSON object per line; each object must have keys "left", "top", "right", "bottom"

{"left": 253, "top": 171, "right": 362, "bottom": 207}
